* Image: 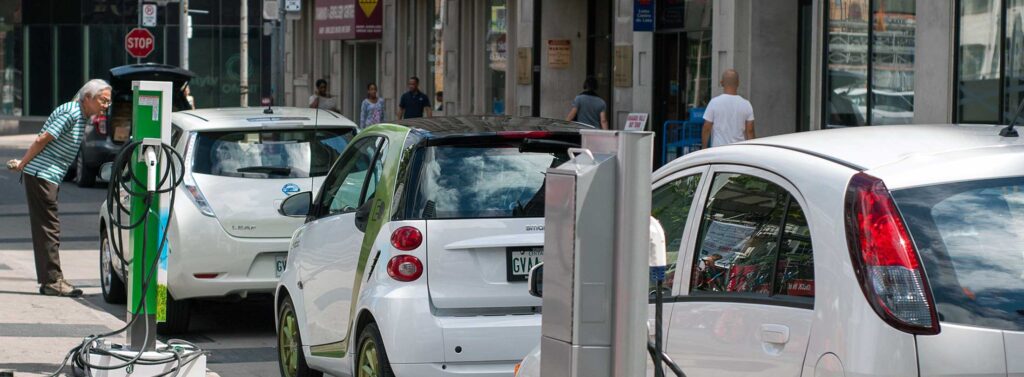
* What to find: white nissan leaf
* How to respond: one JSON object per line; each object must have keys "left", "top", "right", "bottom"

{"left": 98, "top": 107, "right": 358, "bottom": 334}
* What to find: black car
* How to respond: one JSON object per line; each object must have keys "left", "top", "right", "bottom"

{"left": 75, "top": 64, "right": 193, "bottom": 187}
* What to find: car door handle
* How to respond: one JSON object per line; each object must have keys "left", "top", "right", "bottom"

{"left": 760, "top": 324, "right": 790, "bottom": 344}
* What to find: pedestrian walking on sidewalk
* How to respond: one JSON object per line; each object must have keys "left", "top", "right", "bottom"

{"left": 398, "top": 76, "right": 432, "bottom": 120}
{"left": 701, "top": 69, "right": 755, "bottom": 148}
{"left": 13, "top": 79, "right": 111, "bottom": 297}
{"left": 360, "top": 83, "right": 386, "bottom": 129}
{"left": 565, "top": 76, "right": 609, "bottom": 130}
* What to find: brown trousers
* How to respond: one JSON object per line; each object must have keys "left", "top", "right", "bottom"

{"left": 24, "top": 174, "right": 64, "bottom": 284}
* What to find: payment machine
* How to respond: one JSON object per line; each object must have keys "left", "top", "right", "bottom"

{"left": 540, "top": 130, "right": 654, "bottom": 377}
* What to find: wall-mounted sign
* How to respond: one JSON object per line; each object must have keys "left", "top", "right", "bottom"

{"left": 516, "top": 48, "right": 532, "bottom": 85}
{"left": 547, "top": 39, "right": 571, "bottom": 69}
{"left": 633, "top": 0, "right": 654, "bottom": 32}
{"left": 285, "top": 0, "right": 301, "bottom": 12}
{"left": 314, "top": 0, "right": 382, "bottom": 40}
{"left": 614, "top": 45, "right": 633, "bottom": 87}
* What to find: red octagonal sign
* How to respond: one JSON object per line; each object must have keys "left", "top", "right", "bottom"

{"left": 125, "top": 28, "right": 155, "bottom": 58}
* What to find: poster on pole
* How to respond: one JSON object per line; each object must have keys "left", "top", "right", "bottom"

{"left": 142, "top": 3, "right": 158, "bottom": 27}
{"left": 624, "top": 113, "right": 649, "bottom": 131}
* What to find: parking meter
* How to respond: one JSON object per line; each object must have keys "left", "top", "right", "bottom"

{"left": 541, "top": 130, "right": 653, "bottom": 377}
{"left": 127, "top": 80, "right": 172, "bottom": 351}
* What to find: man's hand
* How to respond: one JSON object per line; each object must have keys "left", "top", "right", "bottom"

{"left": 7, "top": 159, "right": 21, "bottom": 171}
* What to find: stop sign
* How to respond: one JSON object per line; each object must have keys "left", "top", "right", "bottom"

{"left": 125, "top": 28, "right": 155, "bottom": 58}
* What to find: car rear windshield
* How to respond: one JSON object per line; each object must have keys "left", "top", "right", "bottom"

{"left": 893, "top": 177, "right": 1024, "bottom": 331}
{"left": 191, "top": 128, "right": 355, "bottom": 179}
{"left": 404, "top": 141, "right": 571, "bottom": 219}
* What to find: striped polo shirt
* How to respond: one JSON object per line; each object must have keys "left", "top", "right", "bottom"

{"left": 24, "top": 101, "right": 87, "bottom": 184}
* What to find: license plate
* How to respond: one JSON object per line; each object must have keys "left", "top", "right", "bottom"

{"left": 506, "top": 247, "right": 543, "bottom": 282}
{"left": 275, "top": 255, "right": 287, "bottom": 278}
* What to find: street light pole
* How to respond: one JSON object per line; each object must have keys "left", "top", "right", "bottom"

{"left": 137, "top": 0, "right": 143, "bottom": 64}
{"left": 180, "top": 0, "right": 188, "bottom": 70}
{"left": 240, "top": 0, "right": 249, "bottom": 106}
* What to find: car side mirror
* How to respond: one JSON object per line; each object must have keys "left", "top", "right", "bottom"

{"left": 354, "top": 199, "right": 373, "bottom": 232}
{"left": 528, "top": 263, "right": 544, "bottom": 298}
{"left": 279, "top": 191, "right": 312, "bottom": 217}
{"left": 99, "top": 162, "right": 113, "bottom": 182}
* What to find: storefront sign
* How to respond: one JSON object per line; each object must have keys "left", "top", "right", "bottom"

{"left": 516, "top": 48, "right": 532, "bottom": 85}
{"left": 624, "top": 113, "right": 648, "bottom": 131}
{"left": 314, "top": 0, "right": 382, "bottom": 40}
{"left": 634, "top": 0, "right": 655, "bottom": 31}
{"left": 614, "top": 45, "right": 633, "bottom": 87}
{"left": 547, "top": 39, "right": 571, "bottom": 69}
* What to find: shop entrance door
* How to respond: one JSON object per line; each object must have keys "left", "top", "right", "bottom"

{"left": 653, "top": 30, "right": 711, "bottom": 167}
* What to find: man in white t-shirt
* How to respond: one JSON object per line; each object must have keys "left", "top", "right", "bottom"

{"left": 702, "top": 69, "right": 755, "bottom": 148}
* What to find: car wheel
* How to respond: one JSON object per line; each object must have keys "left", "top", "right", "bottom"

{"left": 356, "top": 323, "right": 395, "bottom": 377}
{"left": 99, "top": 227, "right": 126, "bottom": 304}
{"left": 156, "top": 295, "right": 191, "bottom": 334}
{"left": 75, "top": 151, "right": 97, "bottom": 187}
{"left": 278, "top": 297, "right": 322, "bottom": 377}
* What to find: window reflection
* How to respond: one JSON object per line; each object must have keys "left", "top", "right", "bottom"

{"left": 651, "top": 174, "right": 702, "bottom": 294}
{"left": 958, "top": 0, "right": 1001, "bottom": 123}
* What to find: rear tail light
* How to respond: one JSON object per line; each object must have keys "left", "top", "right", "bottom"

{"left": 387, "top": 255, "right": 423, "bottom": 282}
{"left": 845, "top": 172, "right": 939, "bottom": 335}
{"left": 93, "top": 115, "right": 108, "bottom": 135}
{"left": 391, "top": 226, "right": 423, "bottom": 251}
{"left": 193, "top": 273, "right": 219, "bottom": 279}
{"left": 182, "top": 132, "right": 216, "bottom": 217}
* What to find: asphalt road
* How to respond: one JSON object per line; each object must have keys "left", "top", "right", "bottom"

{"left": 0, "top": 143, "right": 281, "bottom": 376}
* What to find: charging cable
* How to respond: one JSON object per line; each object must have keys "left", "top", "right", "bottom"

{"left": 648, "top": 216, "right": 686, "bottom": 377}
{"left": 46, "top": 138, "right": 207, "bottom": 377}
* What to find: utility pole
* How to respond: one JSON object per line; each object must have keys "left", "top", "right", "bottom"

{"left": 240, "top": 0, "right": 249, "bottom": 106}
{"left": 137, "top": 0, "right": 143, "bottom": 64}
{"left": 180, "top": 0, "right": 188, "bottom": 70}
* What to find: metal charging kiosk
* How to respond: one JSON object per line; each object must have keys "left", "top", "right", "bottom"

{"left": 127, "top": 80, "right": 172, "bottom": 351}
{"left": 541, "top": 130, "right": 653, "bottom": 377}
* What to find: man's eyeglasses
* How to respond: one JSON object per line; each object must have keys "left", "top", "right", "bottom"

{"left": 96, "top": 97, "right": 111, "bottom": 106}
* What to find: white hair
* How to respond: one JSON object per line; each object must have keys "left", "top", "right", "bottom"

{"left": 74, "top": 79, "right": 112, "bottom": 102}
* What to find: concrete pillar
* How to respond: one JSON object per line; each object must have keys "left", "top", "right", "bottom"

{"left": 913, "top": 0, "right": 955, "bottom": 124}
{"left": 611, "top": 0, "right": 634, "bottom": 128}
{"left": 539, "top": 0, "right": 587, "bottom": 119}
{"left": 382, "top": 0, "right": 398, "bottom": 118}
{"left": 712, "top": 0, "right": 797, "bottom": 138}
{"left": 513, "top": 0, "right": 535, "bottom": 117}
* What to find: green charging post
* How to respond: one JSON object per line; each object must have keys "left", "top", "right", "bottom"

{"left": 127, "top": 80, "right": 172, "bottom": 351}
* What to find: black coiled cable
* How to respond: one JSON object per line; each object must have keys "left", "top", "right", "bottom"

{"left": 48, "top": 139, "right": 208, "bottom": 377}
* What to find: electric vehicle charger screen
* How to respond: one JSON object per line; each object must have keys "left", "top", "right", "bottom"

{"left": 405, "top": 143, "right": 570, "bottom": 219}
{"left": 191, "top": 128, "right": 355, "bottom": 178}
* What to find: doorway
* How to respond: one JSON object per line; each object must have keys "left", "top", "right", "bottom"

{"left": 652, "top": 30, "right": 712, "bottom": 166}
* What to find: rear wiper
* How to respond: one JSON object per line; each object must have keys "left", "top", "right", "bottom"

{"left": 519, "top": 138, "right": 579, "bottom": 154}
{"left": 237, "top": 166, "right": 292, "bottom": 176}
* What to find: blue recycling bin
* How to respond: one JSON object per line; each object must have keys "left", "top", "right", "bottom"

{"left": 661, "top": 107, "right": 705, "bottom": 165}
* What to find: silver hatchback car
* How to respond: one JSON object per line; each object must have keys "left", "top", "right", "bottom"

{"left": 518, "top": 124, "right": 1024, "bottom": 377}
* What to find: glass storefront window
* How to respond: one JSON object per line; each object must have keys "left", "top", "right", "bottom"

{"left": 484, "top": 0, "right": 507, "bottom": 115}
{"left": 825, "top": 0, "right": 915, "bottom": 127}
{"left": 954, "top": 0, "right": 1024, "bottom": 124}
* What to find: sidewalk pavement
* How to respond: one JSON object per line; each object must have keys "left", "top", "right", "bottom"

{"left": 0, "top": 249, "right": 219, "bottom": 376}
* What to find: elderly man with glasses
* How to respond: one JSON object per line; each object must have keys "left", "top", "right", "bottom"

{"left": 12, "top": 79, "right": 111, "bottom": 297}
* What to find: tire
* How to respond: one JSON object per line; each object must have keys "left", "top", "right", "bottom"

{"left": 278, "top": 297, "right": 322, "bottom": 377}
{"left": 99, "top": 227, "right": 126, "bottom": 304}
{"left": 156, "top": 295, "right": 191, "bottom": 334}
{"left": 356, "top": 323, "right": 395, "bottom": 377}
{"left": 75, "top": 151, "right": 97, "bottom": 187}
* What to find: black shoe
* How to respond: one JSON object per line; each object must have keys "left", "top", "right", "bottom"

{"left": 40, "top": 279, "right": 83, "bottom": 297}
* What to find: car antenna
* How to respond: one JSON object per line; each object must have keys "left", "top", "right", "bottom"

{"left": 1000, "top": 97, "right": 1024, "bottom": 137}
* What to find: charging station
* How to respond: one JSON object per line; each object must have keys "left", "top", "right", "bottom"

{"left": 540, "top": 130, "right": 654, "bottom": 377}
{"left": 82, "top": 80, "right": 206, "bottom": 376}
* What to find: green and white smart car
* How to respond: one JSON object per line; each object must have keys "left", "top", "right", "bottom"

{"left": 274, "top": 116, "right": 590, "bottom": 377}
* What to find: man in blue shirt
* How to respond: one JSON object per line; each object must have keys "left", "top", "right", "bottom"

{"left": 398, "top": 76, "right": 432, "bottom": 119}
{"left": 15, "top": 79, "right": 111, "bottom": 297}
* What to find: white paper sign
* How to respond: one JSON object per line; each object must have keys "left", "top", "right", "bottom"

{"left": 285, "top": 0, "right": 301, "bottom": 12}
{"left": 624, "top": 112, "right": 649, "bottom": 131}
{"left": 142, "top": 3, "right": 158, "bottom": 27}
{"left": 139, "top": 95, "right": 161, "bottom": 121}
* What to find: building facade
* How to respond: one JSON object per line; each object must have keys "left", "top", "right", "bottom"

{"left": 0, "top": 0, "right": 271, "bottom": 119}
